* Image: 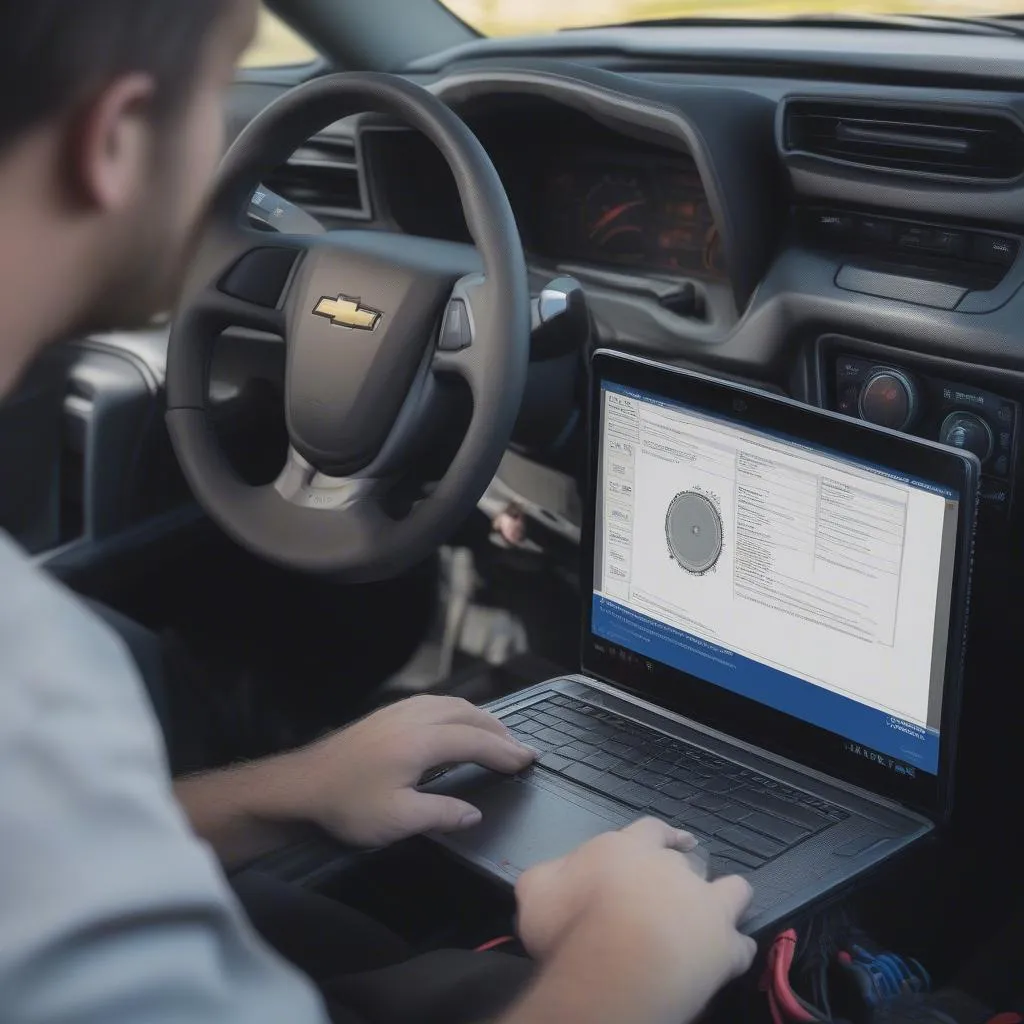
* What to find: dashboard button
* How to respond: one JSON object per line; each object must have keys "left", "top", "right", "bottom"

{"left": 896, "top": 225, "right": 930, "bottom": 252}
{"left": 859, "top": 369, "right": 916, "bottom": 431}
{"left": 940, "top": 412, "right": 994, "bottom": 463}
{"left": 837, "top": 386, "right": 858, "bottom": 417}
{"left": 940, "top": 382, "right": 988, "bottom": 411}
{"left": 971, "top": 234, "right": 1018, "bottom": 267}
{"left": 837, "top": 357, "right": 867, "bottom": 381}
{"left": 932, "top": 229, "right": 967, "bottom": 258}
{"left": 896, "top": 225, "right": 966, "bottom": 258}
{"left": 858, "top": 218, "right": 895, "bottom": 246}
{"left": 810, "top": 210, "right": 854, "bottom": 240}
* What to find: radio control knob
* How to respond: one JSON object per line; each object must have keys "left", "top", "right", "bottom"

{"left": 858, "top": 368, "right": 917, "bottom": 431}
{"left": 940, "top": 411, "right": 994, "bottom": 463}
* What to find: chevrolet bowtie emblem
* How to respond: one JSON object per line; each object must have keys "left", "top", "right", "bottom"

{"left": 312, "top": 295, "right": 383, "bottom": 331}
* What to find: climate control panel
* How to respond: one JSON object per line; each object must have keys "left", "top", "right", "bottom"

{"left": 832, "top": 354, "right": 1018, "bottom": 510}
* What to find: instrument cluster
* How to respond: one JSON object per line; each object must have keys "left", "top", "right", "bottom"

{"left": 532, "top": 154, "right": 725, "bottom": 279}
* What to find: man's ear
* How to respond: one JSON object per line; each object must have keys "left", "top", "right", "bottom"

{"left": 69, "top": 73, "right": 158, "bottom": 212}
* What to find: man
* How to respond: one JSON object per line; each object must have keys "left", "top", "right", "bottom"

{"left": 0, "top": 2, "right": 757, "bottom": 1022}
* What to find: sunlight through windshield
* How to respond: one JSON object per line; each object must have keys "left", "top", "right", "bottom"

{"left": 439, "top": 1, "right": 1024, "bottom": 36}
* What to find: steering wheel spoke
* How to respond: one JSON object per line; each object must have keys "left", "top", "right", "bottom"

{"left": 274, "top": 445, "right": 384, "bottom": 511}
{"left": 432, "top": 273, "right": 490, "bottom": 384}
{"left": 190, "top": 282, "right": 288, "bottom": 337}
{"left": 199, "top": 226, "right": 310, "bottom": 332}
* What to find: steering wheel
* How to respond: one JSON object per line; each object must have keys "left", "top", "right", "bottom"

{"left": 165, "top": 73, "right": 529, "bottom": 580}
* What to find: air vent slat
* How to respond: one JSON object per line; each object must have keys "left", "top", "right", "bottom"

{"left": 783, "top": 101, "right": 1024, "bottom": 182}
{"left": 265, "top": 132, "right": 368, "bottom": 223}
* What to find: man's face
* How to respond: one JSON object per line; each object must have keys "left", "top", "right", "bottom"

{"left": 88, "top": 0, "right": 258, "bottom": 331}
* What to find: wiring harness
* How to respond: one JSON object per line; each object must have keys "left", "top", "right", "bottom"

{"left": 762, "top": 924, "right": 1017, "bottom": 1024}
{"left": 762, "top": 925, "right": 929, "bottom": 1023}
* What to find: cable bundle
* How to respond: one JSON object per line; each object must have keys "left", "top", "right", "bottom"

{"left": 762, "top": 926, "right": 931, "bottom": 1023}
{"left": 837, "top": 944, "right": 931, "bottom": 1010}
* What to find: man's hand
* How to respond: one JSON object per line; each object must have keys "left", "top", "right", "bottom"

{"left": 285, "top": 695, "right": 535, "bottom": 848}
{"left": 175, "top": 695, "right": 535, "bottom": 866}
{"left": 500, "top": 818, "right": 756, "bottom": 1024}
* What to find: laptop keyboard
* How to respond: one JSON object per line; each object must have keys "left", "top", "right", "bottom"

{"left": 504, "top": 695, "right": 849, "bottom": 876}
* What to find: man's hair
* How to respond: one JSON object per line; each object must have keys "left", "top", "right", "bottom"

{"left": 0, "top": 0, "right": 231, "bottom": 154}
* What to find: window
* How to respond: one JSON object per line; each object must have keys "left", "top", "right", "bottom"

{"left": 440, "top": 0, "right": 1021, "bottom": 37}
{"left": 241, "top": 6, "right": 317, "bottom": 68}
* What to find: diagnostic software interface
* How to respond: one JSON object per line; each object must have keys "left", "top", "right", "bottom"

{"left": 591, "top": 382, "right": 961, "bottom": 775}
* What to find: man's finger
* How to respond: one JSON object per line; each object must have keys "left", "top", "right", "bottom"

{"left": 419, "top": 723, "right": 536, "bottom": 775}
{"left": 669, "top": 829, "right": 698, "bottom": 853}
{"left": 390, "top": 790, "right": 483, "bottom": 836}
{"left": 621, "top": 816, "right": 696, "bottom": 851}
{"left": 414, "top": 695, "right": 520, "bottom": 740}
{"left": 710, "top": 874, "right": 755, "bottom": 923}
{"left": 732, "top": 935, "right": 758, "bottom": 977}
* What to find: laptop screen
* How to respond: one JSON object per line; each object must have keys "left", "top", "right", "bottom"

{"left": 583, "top": 356, "right": 975, "bottom": 816}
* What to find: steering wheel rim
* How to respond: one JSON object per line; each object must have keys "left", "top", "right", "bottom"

{"left": 165, "top": 73, "right": 529, "bottom": 580}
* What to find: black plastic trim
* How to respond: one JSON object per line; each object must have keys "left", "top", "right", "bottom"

{"left": 835, "top": 265, "right": 966, "bottom": 310}
{"left": 424, "top": 63, "right": 779, "bottom": 311}
{"left": 777, "top": 96, "right": 1024, "bottom": 184}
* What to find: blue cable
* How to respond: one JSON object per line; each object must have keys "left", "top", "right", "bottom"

{"left": 844, "top": 961, "right": 879, "bottom": 1008}
{"left": 850, "top": 945, "right": 928, "bottom": 1000}
{"left": 884, "top": 951, "right": 931, "bottom": 994}
{"left": 871, "top": 955, "right": 900, "bottom": 995}
{"left": 877, "top": 952, "right": 912, "bottom": 991}
{"left": 909, "top": 957, "right": 932, "bottom": 990}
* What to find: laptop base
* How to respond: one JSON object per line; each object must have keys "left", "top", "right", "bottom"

{"left": 425, "top": 676, "right": 933, "bottom": 936}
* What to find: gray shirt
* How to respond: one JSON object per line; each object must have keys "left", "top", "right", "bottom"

{"left": 0, "top": 532, "right": 328, "bottom": 1023}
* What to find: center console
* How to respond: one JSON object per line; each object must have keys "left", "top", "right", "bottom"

{"left": 819, "top": 337, "right": 1020, "bottom": 518}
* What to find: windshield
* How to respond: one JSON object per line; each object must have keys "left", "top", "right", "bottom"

{"left": 441, "top": 1, "right": 1022, "bottom": 36}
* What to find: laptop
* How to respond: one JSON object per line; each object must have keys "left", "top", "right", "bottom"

{"left": 425, "top": 348, "right": 977, "bottom": 935}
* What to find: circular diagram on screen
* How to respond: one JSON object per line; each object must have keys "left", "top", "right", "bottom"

{"left": 666, "top": 490, "right": 724, "bottom": 574}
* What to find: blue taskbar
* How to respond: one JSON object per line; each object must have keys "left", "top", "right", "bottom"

{"left": 591, "top": 595, "right": 941, "bottom": 775}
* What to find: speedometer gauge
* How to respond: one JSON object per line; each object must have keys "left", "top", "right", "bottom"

{"left": 582, "top": 173, "right": 649, "bottom": 262}
{"left": 538, "top": 157, "right": 724, "bottom": 280}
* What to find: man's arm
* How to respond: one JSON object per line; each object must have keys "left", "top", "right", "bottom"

{"left": 174, "top": 753, "right": 316, "bottom": 868}
{"left": 174, "top": 695, "right": 535, "bottom": 869}
{"left": 496, "top": 934, "right": 681, "bottom": 1024}
{"left": 0, "top": 540, "right": 328, "bottom": 1023}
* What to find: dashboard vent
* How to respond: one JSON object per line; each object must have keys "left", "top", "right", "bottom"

{"left": 264, "top": 132, "right": 368, "bottom": 222}
{"left": 783, "top": 101, "right": 1024, "bottom": 181}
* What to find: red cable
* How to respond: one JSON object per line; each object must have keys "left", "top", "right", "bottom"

{"left": 475, "top": 935, "right": 515, "bottom": 953}
{"left": 986, "top": 1015, "right": 1023, "bottom": 1024}
{"left": 768, "top": 986, "right": 786, "bottom": 1024}
{"left": 770, "top": 930, "right": 817, "bottom": 1023}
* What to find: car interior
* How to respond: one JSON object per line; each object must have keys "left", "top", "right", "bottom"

{"left": 9, "top": 0, "right": 1024, "bottom": 1017}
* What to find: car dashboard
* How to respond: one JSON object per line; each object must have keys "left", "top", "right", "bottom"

{"left": 258, "top": 33, "right": 1024, "bottom": 811}
{"left": 47, "top": 25, "right": 1024, "bottom": 646}
{"left": 363, "top": 118, "right": 725, "bottom": 283}
{"left": 274, "top": 43, "right": 1024, "bottom": 547}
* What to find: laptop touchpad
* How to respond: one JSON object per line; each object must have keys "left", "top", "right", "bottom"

{"left": 431, "top": 770, "right": 631, "bottom": 882}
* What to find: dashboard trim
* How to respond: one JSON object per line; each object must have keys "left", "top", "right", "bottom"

{"left": 411, "top": 27, "right": 1024, "bottom": 90}
{"left": 426, "top": 64, "right": 771, "bottom": 309}
{"left": 776, "top": 94, "right": 1024, "bottom": 187}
